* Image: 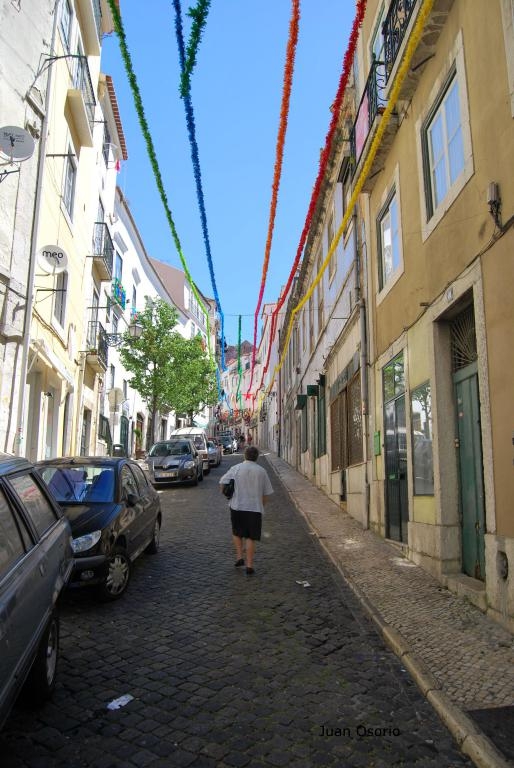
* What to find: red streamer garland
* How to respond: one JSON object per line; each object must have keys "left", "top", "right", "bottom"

{"left": 253, "top": 0, "right": 368, "bottom": 401}
{"left": 248, "top": 0, "right": 300, "bottom": 394}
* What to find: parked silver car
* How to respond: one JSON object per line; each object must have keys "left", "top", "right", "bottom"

{"left": 206, "top": 439, "right": 222, "bottom": 467}
{"left": 146, "top": 439, "right": 204, "bottom": 486}
{"left": 0, "top": 454, "right": 73, "bottom": 729}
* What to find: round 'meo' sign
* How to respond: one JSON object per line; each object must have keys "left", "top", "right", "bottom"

{"left": 37, "top": 245, "right": 68, "bottom": 274}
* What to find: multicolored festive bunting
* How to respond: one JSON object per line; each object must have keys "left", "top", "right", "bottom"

{"left": 268, "top": 0, "right": 436, "bottom": 390}
{"left": 174, "top": 0, "right": 227, "bottom": 371}
{"left": 106, "top": 0, "right": 213, "bottom": 355}
{"left": 247, "top": 0, "right": 300, "bottom": 394}
{"left": 254, "top": 0, "right": 368, "bottom": 398}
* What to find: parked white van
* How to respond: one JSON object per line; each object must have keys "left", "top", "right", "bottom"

{"left": 169, "top": 428, "right": 210, "bottom": 473}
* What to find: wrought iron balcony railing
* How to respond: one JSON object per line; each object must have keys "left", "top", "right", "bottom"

{"left": 91, "top": 222, "right": 114, "bottom": 277}
{"left": 72, "top": 55, "right": 96, "bottom": 132}
{"left": 86, "top": 320, "right": 108, "bottom": 368}
{"left": 350, "top": 58, "right": 387, "bottom": 172}
{"left": 383, "top": 0, "right": 417, "bottom": 82}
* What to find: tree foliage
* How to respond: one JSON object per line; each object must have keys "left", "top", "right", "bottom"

{"left": 118, "top": 298, "right": 217, "bottom": 440}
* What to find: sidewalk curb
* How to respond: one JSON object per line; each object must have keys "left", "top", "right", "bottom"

{"left": 266, "top": 459, "right": 512, "bottom": 768}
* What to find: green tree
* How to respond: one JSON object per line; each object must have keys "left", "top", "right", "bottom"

{"left": 119, "top": 298, "right": 216, "bottom": 444}
{"left": 167, "top": 334, "right": 218, "bottom": 422}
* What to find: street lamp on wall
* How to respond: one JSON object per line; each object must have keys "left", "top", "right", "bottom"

{"left": 105, "top": 321, "right": 143, "bottom": 347}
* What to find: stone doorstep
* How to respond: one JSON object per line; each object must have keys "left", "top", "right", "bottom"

{"left": 443, "top": 573, "right": 488, "bottom": 612}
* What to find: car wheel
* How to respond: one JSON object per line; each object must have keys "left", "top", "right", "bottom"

{"left": 146, "top": 517, "right": 161, "bottom": 554}
{"left": 100, "top": 547, "right": 132, "bottom": 600}
{"left": 23, "top": 613, "right": 59, "bottom": 704}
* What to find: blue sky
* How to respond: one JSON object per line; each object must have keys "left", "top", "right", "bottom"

{"left": 101, "top": 2, "right": 354, "bottom": 346}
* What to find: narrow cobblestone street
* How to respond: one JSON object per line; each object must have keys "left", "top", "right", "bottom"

{"left": 1, "top": 456, "right": 473, "bottom": 767}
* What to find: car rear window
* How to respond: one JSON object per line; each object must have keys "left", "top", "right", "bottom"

{"left": 9, "top": 474, "right": 58, "bottom": 538}
{"left": 39, "top": 466, "right": 115, "bottom": 503}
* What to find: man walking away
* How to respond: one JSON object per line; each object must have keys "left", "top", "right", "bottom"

{"left": 219, "top": 446, "right": 273, "bottom": 575}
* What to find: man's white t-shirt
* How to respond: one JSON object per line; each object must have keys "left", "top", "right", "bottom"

{"left": 219, "top": 460, "right": 273, "bottom": 514}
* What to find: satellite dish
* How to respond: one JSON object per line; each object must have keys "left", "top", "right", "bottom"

{"left": 0, "top": 126, "right": 35, "bottom": 162}
{"left": 37, "top": 245, "right": 69, "bottom": 274}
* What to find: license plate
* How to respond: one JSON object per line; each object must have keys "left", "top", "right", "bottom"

{"left": 156, "top": 471, "right": 177, "bottom": 478}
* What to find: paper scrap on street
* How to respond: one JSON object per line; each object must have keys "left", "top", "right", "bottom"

{"left": 106, "top": 694, "right": 134, "bottom": 710}
{"left": 296, "top": 580, "right": 311, "bottom": 587}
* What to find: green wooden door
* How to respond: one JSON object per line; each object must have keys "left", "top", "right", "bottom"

{"left": 384, "top": 395, "right": 409, "bottom": 542}
{"left": 120, "top": 415, "right": 129, "bottom": 455}
{"left": 454, "top": 362, "right": 485, "bottom": 580}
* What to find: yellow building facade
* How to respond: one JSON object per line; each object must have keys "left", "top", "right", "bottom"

{"left": 358, "top": 0, "right": 514, "bottom": 628}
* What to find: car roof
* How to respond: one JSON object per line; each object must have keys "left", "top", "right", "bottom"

{"left": 0, "top": 452, "right": 33, "bottom": 476}
{"left": 154, "top": 437, "right": 193, "bottom": 444}
{"left": 171, "top": 428, "right": 204, "bottom": 434}
{"left": 36, "top": 456, "right": 131, "bottom": 468}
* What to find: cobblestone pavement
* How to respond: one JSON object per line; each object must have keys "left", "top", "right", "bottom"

{"left": 1, "top": 455, "right": 477, "bottom": 767}
{"left": 264, "top": 453, "right": 514, "bottom": 768}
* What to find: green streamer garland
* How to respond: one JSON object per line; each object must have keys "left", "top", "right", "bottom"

{"left": 106, "top": 0, "right": 213, "bottom": 354}
{"left": 180, "top": 0, "right": 212, "bottom": 98}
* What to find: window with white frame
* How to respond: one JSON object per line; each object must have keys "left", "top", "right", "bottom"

{"left": 60, "top": 0, "right": 73, "bottom": 50}
{"left": 309, "top": 295, "right": 314, "bottom": 353}
{"left": 53, "top": 271, "right": 68, "bottom": 327}
{"left": 423, "top": 70, "right": 465, "bottom": 218}
{"left": 115, "top": 252, "right": 123, "bottom": 281}
{"left": 316, "top": 249, "right": 324, "bottom": 335}
{"left": 103, "top": 122, "right": 112, "bottom": 166}
{"left": 378, "top": 189, "right": 401, "bottom": 290}
{"left": 327, "top": 208, "right": 336, "bottom": 282}
{"left": 62, "top": 148, "right": 76, "bottom": 218}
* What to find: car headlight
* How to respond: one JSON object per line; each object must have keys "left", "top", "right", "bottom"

{"left": 72, "top": 530, "right": 102, "bottom": 554}
{"left": 183, "top": 460, "right": 194, "bottom": 469}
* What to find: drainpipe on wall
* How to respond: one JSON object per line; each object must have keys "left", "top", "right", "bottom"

{"left": 15, "top": 1, "right": 60, "bottom": 456}
{"left": 353, "top": 209, "right": 371, "bottom": 529}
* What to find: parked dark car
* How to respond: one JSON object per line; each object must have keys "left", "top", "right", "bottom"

{"left": 145, "top": 439, "right": 203, "bottom": 485}
{"left": 36, "top": 457, "right": 161, "bottom": 601}
{"left": 0, "top": 453, "right": 73, "bottom": 730}
{"left": 221, "top": 436, "right": 234, "bottom": 454}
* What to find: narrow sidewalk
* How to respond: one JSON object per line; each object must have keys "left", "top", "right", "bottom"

{"left": 264, "top": 452, "right": 514, "bottom": 768}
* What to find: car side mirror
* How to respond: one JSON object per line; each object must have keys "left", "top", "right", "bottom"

{"left": 126, "top": 492, "right": 138, "bottom": 507}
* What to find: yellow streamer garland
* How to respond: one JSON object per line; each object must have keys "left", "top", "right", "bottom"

{"left": 267, "top": 0, "right": 436, "bottom": 392}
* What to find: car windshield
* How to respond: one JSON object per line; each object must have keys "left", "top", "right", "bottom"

{"left": 149, "top": 442, "right": 191, "bottom": 457}
{"left": 40, "top": 466, "right": 116, "bottom": 503}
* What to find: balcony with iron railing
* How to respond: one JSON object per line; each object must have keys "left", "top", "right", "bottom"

{"left": 86, "top": 320, "right": 108, "bottom": 372}
{"left": 382, "top": 0, "right": 456, "bottom": 100}
{"left": 89, "top": 222, "right": 114, "bottom": 281}
{"left": 66, "top": 55, "right": 96, "bottom": 147}
{"left": 350, "top": 58, "right": 398, "bottom": 193}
